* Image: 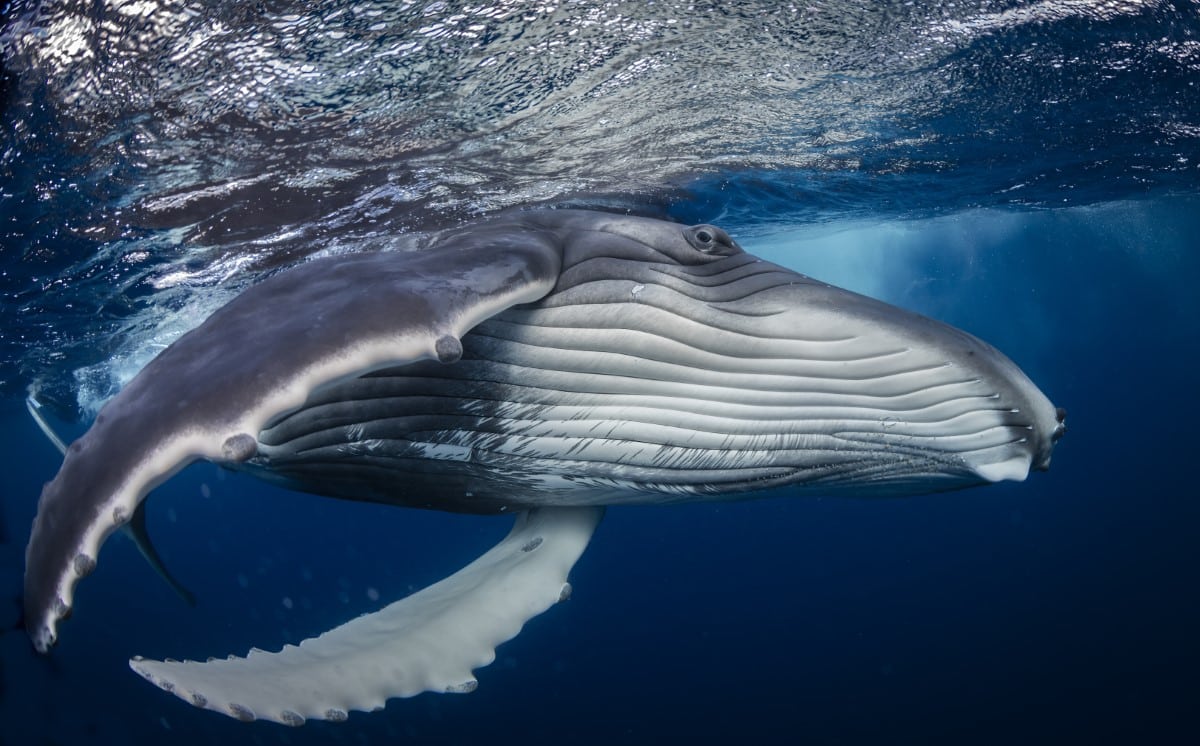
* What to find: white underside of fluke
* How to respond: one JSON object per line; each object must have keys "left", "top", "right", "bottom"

{"left": 129, "top": 506, "right": 603, "bottom": 725}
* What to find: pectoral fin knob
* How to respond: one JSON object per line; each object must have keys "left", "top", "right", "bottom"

{"left": 435, "top": 335, "right": 463, "bottom": 364}
{"left": 221, "top": 434, "right": 258, "bottom": 463}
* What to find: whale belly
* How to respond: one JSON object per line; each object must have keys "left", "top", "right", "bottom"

{"left": 251, "top": 286, "right": 1033, "bottom": 512}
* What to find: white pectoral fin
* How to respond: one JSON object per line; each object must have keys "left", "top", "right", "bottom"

{"left": 129, "top": 506, "right": 604, "bottom": 725}
{"left": 25, "top": 229, "right": 563, "bottom": 653}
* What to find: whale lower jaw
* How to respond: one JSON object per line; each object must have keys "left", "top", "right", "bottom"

{"left": 254, "top": 260, "right": 1044, "bottom": 507}
{"left": 969, "top": 455, "right": 1034, "bottom": 484}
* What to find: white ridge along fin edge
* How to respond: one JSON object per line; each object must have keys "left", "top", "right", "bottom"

{"left": 129, "top": 506, "right": 605, "bottom": 725}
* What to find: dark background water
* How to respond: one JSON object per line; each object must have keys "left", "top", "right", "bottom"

{"left": 2, "top": 1, "right": 1199, "bottom": 744}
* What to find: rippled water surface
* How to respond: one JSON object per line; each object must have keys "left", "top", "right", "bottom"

{"left": 1, "top": 1, "right": 1198, "bottom": 745}
{"left": 3, "top": 0, "right": 1198, "bottom": 407}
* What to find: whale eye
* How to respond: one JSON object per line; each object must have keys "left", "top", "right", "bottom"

{"left": 685, "top": 224, "right": 741, "bottom": 256}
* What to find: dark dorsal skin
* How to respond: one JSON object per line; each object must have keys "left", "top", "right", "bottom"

{"left": 23, "top": 209, "right": 1065, "bottom": 659}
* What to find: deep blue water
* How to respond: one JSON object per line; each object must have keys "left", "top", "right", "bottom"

{"left": 2, "top": 1, "right": 1199, "bottom": 744}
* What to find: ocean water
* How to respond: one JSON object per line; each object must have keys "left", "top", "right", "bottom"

{"left": 1, "top": 1, "right": 1198, "bottom": 744}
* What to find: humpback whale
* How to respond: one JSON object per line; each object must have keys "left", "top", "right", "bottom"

{"left": 24, "top": 209, "right": 1065, "bottom": 724}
